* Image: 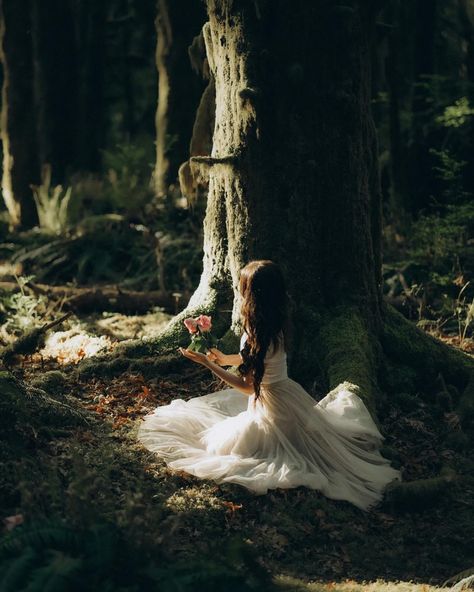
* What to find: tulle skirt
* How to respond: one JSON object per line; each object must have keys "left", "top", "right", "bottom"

{"left": 138, "top": 379, "right": 401, "bottom": 510}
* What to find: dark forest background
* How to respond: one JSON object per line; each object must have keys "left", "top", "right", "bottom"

{"left": 0, "top": 0, "right": 472, "bottom": 331}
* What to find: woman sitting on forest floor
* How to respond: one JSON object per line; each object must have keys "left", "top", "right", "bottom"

{"left": 138, "top": 260, "right": 401, "bottom": 511}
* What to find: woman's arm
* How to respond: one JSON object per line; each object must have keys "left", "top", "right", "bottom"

{"left": 179, "top": 348, "right": 254, "bottom": 396}
{"left": 207, "top": 348, "right": 242, "bottom": 366}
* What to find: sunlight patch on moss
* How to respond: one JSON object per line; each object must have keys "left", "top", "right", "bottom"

{"left": 275, "top": 576, "right": 443, "bottom": 592}
{"left": 164, "top": 485, "right": 223, "bottom": 513}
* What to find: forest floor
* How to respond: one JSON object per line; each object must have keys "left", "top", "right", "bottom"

{"left": 3, "top": 309, "right": 473, "bottom": 591}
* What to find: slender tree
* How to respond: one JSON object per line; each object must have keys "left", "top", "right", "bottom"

{"left": 409, "top": 0, "right": 438, "bottom": 214}
{"left": 0, "top": 0, "right": 39, "bottom": 228}
{"left": 153, "top": 0, "right": 206, "bottom": 198}
{"left": 30, "top": 0, "right": 77, "bottom": 183}
{"left": 69, "top": 0, "right": 106, "bottom": 172}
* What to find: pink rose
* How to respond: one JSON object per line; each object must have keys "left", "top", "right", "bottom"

{"left": 4, "top": 514, "right": 23, "bottom": 531}
{"left": 184, "top": 317, "right": 199, "bottom": 334}
{"left": 197, "top": 315, "right": 212, "bottom": 332}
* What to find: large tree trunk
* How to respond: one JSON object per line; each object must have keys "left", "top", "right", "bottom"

{"left": 0, "top": 0, "right": 39, "bottom": 228}
{"left": 149, "top": 0, "right": 385, "bottom": 406}
{"left": 153, "top": 0, "right": 206, "bottom": 198}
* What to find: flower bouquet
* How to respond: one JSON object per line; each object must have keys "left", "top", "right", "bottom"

{"left": 183, "top": 315, "right": 218, "bottom": 353}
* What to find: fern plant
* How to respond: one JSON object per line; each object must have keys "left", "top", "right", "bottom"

{"left": 0, "top": 520, "right": 275, "bottom": 592}
{"left": 31, "top": 165, "right": 75, "bottom": 235}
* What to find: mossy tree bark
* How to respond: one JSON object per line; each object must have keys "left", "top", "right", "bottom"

{"left": 153, "top": 0, "right": 207, "bottom": 198}
{"left": 174, "top": 0, "right": 385, "bottom": 403}
{"left": 0, "top": 0, "right": 39, "bottom": 228}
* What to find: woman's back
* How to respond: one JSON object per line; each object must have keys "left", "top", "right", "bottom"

{"left": 240, "top": 333, "right": 288, "bottom": 385}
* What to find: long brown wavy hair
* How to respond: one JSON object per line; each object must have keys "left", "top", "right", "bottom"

{"left": 238, "top": 260, "right": 288, "bottom": 399}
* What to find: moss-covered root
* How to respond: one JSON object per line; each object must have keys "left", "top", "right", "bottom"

{"left": 385, "top": 466, "right": 457, "bottom": 511}
{"left": 75, "top": 285, "right": 234, "bottom": 378}
{"left": 0, "top": 371, "right": 87, "bottom": 447}
{"left": 316, "top": 306, "right": 378, "bottom": 410}
{"left": 109, "top": 286, "right": 231, "bottom": 359}
{"left": 382, "top": 303, "right": 474, "bottom": 388}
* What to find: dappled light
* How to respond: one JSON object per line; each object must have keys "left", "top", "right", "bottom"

{"left": 40, "top": 328, "right": 112, "bottom": 365}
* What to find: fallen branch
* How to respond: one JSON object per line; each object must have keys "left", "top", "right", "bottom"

{"left": 1, "top": 312, "right": 73, "bottom": 365}
{"left": 0, "top": 281, "right": 188, "bottom": 314}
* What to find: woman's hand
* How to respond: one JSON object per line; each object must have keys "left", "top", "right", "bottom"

{"left": 179, "top": 347, "right": 210, "bottom": 366}
{"left": 206, "top": 348, "right": 226, "bottom": 365}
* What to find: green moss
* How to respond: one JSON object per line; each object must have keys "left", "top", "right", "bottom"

{"left": 379, "top": 359, "right": 418, "bottom": 394}
{"left": 385, "top": 467, "right": 457, "bottom": 511}
{"left": 30, "top": 370, "right": 68, "bottom": 395}
{"left": 316, "top": 306, "right": 377, "bottom": 407}
{"left": 217, "top": 328, "right": 240, "bottom": 354}
{"left": 382, "top": 303, "right": 474, "bottom": 390}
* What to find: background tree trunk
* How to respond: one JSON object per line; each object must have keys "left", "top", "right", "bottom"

{"left": 70, "top": 0, "right": 106, "bottom": 172}
{"left": 153, "top": 0, "right": 206, "bottom": 198}
{"left": 31, "top": 0, "right": 77, "bottom": 184}
{"left": 409, "top": 0, "right": 438, "bottom": 215}
{"left": 386, "top": 2, "right": 407, "bottom": 218}
{"left": 0, "top": 0, "right": 39, "bottom": 228}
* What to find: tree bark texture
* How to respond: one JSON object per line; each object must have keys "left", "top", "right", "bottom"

{"left": 191, "top": 0, "right": 382, "bottom": 332}
{"left": 0, "top": 0, "right": 39, "bottom": 228}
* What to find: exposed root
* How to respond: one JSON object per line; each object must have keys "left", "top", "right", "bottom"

{"left": 0, "top": 370, "right": 87, "bottom": 457}
{"left": 385, "top": 465, "right": 458, "bottom": 511}
{"left": 381, "top": 303, "right": 474, "bottom": 389}
{"left": 75, "top": 283, "right": 233, "bottom": 377}
{"left": 316, "top": 306, "right": 378, "bottom": 409}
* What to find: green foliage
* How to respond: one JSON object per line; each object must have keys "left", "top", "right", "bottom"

{"left": 31, "top": 165, "right": 78, "bottom": 234}
{"left": 9, "top": 214, "right": 203, "bottom": 292}
{"left": 429, "top": 148, "right": 469, "bottom": 204}
{"left": 0, "top": 276, "right": 46, "bottom": 335}
{"left": 401, "top": 202, "right": 474, "bottom": 336}
{"left": 101, "top": 141, "right": 154, "bottom": 214}
{"left": 408, "top": 203, "right": 474, "bottom": 268}
{"left": 435, "top": 97, "right": 474, "bottom": 129}
{"left": 0, "top": 520, "right": 274, "bottom": 592}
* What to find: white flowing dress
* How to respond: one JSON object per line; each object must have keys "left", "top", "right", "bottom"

{"left": 138, "top": 335, "right": 401, "bottom": 510}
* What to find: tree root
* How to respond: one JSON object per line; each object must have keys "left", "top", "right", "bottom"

{"left": 0, "top": 371, "right": 88, "bottom": 459}
{"left": 381, "top": 303, "right": 474, "bottom": 389}
{"left": 0, "top": 281, "right": 183, "bottom": 314}
{"left": 385, "top": 465, "right": 458, "bottom": 511}
{"left": 382, "top": 302, "right": 474, "bottom": 432}
{"left": 316, "top": 306, "right": 378, "bottom": 408}
{"left": 75, "top": 283, "right": 233, "bottom": 377}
